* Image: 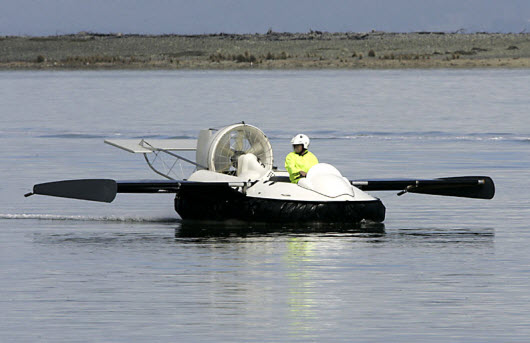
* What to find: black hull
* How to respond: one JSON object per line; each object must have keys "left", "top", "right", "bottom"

{"left": 174, "top": 185, "right": 385, "bottom": 223}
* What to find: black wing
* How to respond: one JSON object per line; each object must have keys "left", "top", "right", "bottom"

{"left": 350, "top": 176, "right": 495, "bottom": 199}
{"left": 26, "top": 179, "right": 246, "bottom": 203}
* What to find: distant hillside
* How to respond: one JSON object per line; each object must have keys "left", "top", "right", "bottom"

{"left": 1, "top": 32, "right": 529, "bottom": 69}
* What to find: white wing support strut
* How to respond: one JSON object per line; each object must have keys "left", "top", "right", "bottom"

{"left": 104, "top": 139, "right": 198, "bottom": 153}
{"left": 104, "top": 139, "right": 205, "bottom": 180}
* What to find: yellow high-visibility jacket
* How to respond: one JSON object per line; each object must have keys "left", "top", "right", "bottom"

{"left": 285, "top": 150, "right": 319, "bottom": 183}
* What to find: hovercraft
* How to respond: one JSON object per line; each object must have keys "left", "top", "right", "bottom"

{"left": 26, "top": 123, "right": 495, "bottom": 223}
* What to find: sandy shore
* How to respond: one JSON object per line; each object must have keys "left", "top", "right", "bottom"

{"left": 1, "top": 32, "right": 529, "bottom": 69}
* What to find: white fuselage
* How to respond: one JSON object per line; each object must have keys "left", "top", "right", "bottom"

{"left": 188, "top": 160, "right": 378, "bottom": 203}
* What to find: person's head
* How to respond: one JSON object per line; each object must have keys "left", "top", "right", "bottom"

{"left": 293, "top": 144, "right": 304, "bottom": 154}
{"left": 291, "top": 134, "right": 310, "bottom": 154}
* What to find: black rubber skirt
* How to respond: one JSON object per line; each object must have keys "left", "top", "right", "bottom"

{"left": 174, "top": 184, "right": 385, "bottom": 223}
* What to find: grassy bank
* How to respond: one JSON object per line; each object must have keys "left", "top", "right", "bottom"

{"left": 1, "top": 31, "right": 529, "bottom": 69}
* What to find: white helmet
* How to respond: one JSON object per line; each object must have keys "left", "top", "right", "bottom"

{"left": 291, "top": 134, "right": 310, "bottom": 149}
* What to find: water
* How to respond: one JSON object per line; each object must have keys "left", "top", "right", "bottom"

{"left": 1, "top": 70, "right": 529, "bottom": 342}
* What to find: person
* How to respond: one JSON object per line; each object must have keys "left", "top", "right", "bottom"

{"left": 285, "top": 134, "right": 319, "bottom": 183}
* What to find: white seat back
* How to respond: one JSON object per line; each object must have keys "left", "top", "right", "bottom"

{"left": 237, "top": 154, "right": 267, "bottom": 180}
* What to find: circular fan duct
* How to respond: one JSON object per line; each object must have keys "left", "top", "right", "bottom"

{"left": 207, "top": 124, "right": 273, "bottom": 174}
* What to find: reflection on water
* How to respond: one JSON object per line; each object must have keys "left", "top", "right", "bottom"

{"left": 26, "top": 220, "right": 495, "bottom": 247}
{"left": 34, "top": 231, "right": 176, "bottom": 245}
{"left": 393, "top": 227, "right": 495, "bottom": 246}
{"left": 285, "top": 237, "right": 317, "bottom": 336}
{"left": 20, "top": 220, "right": 498, "bottom": 342}
{"left": 175, "top": 220, "right": 386, "bottom": 238}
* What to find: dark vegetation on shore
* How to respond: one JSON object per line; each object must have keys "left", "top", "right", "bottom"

{"left": 1, "top": 31, "right": 529, "bottom": 69}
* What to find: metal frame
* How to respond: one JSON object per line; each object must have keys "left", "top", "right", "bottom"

{"left": 140, "top": 140, "right": 207, "bottom": 180}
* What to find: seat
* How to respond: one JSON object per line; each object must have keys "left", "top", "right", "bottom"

{"left": 237, "top": 154, "right": 268, "bottom": 180}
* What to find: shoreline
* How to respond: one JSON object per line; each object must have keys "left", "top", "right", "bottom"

{"left": 1, "top": 32, "right": 529, "bottom": 70}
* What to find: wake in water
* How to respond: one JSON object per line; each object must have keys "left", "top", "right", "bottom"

{"left": 286, "top": 132, "right": 530, "bottom": 143}
{"left": 3, "top": 128, "right": 528, "bottom": 143}
{"left": 0, "top": 213, "right": 180, "bottom": 223}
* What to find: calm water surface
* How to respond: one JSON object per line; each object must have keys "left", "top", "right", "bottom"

{"left": 1, "top": 70, "right": 529, "bottom": 342}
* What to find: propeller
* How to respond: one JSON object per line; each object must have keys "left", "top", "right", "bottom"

{"left": 208, "top": 124, "right": 274, "bottom": 173}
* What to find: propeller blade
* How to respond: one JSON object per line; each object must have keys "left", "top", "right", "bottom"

{"left": 29, "top": 179, "right": 118, "bottom": 203}
{"left": 216, "top": 162, "right": 232, "bottom": 173}
{"left": 214, "top": 159, "right": 232, "bottom": 172}
{"left": 246, "top": 143, "right": 264, "bottom": 156}
{"left": 234, "top": 130, "right": 245, "bottom": 151}
{"left": 351, "top": 176, "right": 495, "bottom": 199}
{"left": 220, "top": 140, "right": 234, "bottom": 155}
{"left": 214, "top": 148, "right": 236, "bottom": 171}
